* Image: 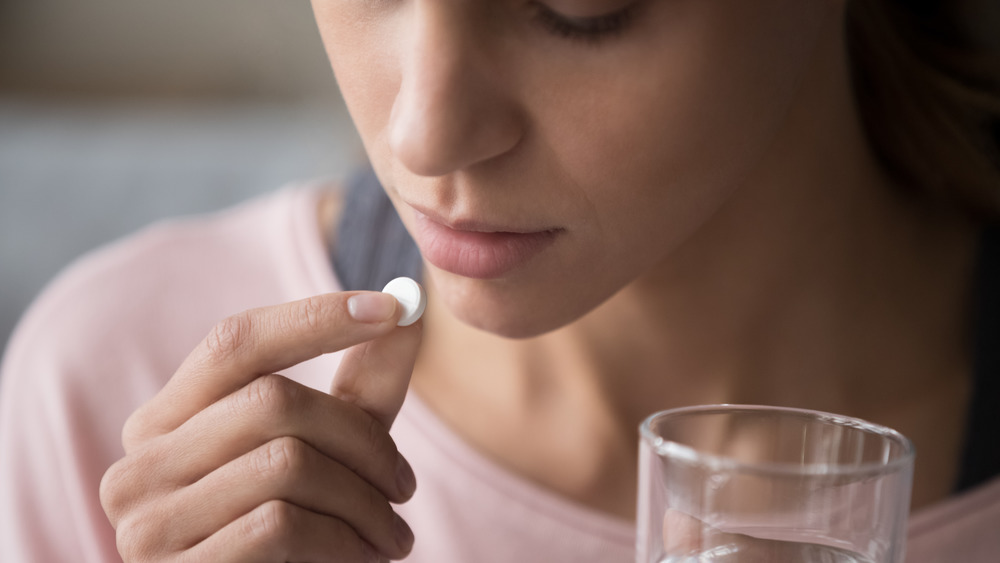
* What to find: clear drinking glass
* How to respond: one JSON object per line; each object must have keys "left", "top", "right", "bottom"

{"left": 637, "top": 405, "right": 915, "bottom": 563}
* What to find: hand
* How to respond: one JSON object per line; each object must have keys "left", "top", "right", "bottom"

{"left": 100, "top": 292, "right": 421, "bottom": 562}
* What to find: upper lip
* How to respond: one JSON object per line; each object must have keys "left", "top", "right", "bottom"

{"left": 406, "top": 201, "right": 557, "bottom": 235}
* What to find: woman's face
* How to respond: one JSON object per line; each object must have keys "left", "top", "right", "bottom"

{"left": 312, "top": 0, "right": 841, "bottom": 338}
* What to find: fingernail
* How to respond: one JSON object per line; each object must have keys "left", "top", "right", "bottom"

{"left": 394, "top": 513, "right": 414, "bottom": 551}
{"left": 396, "top": 453, "right": 417, "bottom": 498}
{"left": 347, "top": 293, "right": 397, "bottom": 323}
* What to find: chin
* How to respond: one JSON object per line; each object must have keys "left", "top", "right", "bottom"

{"left": 452, "top": 305, "right": 560, "bottom": 340}
{"left": 430, "top": 269, "right": 606, "bottom": 340}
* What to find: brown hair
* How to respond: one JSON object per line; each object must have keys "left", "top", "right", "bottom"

{"left": 846, "top": 0, "right": 1000, "bottom": 220}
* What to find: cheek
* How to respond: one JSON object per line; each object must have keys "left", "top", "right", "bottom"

{"left": 532, "top": 0, "right": 833, "bottom": 252}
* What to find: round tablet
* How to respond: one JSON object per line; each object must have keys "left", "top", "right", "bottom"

{"left": 381, "top": 277, "right": 427, "bottom": 327}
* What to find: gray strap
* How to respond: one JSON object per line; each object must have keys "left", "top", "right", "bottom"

{"left": 332, "top": 168, "right": 423, "bottom": 291}
{"left": 957, "top": 223, "right": 1000, "bottom": 492}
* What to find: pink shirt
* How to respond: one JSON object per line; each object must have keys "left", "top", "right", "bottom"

{"left": 1, "top": 187, "right": 997, "bottom": 562}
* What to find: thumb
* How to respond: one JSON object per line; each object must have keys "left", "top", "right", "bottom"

{"left": 330, "top": 320, "right": 423, "bottom": 429}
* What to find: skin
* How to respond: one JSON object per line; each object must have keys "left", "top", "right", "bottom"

{"left": 101, "top": 294, "right": 422, "bottom": 562}
{"left": 318, "top": 0, "right": 843, "bottom": 338}
{"left": 315, "top": 0, "right": 975, "bottom": 511}
{"left": 102, "top": 0, "right": 980, "bottom": 560}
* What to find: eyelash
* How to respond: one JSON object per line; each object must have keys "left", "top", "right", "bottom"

{"left": 531, "top": 2, "right": 638, "bottom": 44}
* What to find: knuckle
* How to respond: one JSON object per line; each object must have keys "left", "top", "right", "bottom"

{"left": 239, "top": 374, "right": 299, "bottom": 418}
{"left": 360, "top": 414, "right": 389, "bottom": 458}
{"left": 244, "top": 500, "right": 294, "bottom": 546}
{"left": 121, "top": 408, "right": 155, "bottom": 453}
{"left": 253, "top": 436, "right": 307, "bottom": 480}
{"left": 115, "top": 513, "right": 157, "bottom": 563}
{"left": 357, "top": 537, "right": 380, "bottom": 563}
{"left": 294, "top": 296, "right": 326, "bottom": 332}
{"left": 204, "top": 311, "right": 254, "bottom": 363}
{"left": 99, "top": 460, "right": 127, "bottom": 521}
{"left": 115, "top": 520, "right": 139, "bottom": 560}
{"left": 99, "top": 458, "right": 146, "bottom": 523}
{"left": 363, "top": 482, "right": 392, "bottom": 523}
{"left": 99, "top": 449, "right": 168, "bottom": 529}
{"left": 120, "top": 415, "right": 142, "bottom": 453}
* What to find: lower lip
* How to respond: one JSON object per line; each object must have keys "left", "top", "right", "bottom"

{"left": 410, "top": 212, "right": 559, "bottom": 279}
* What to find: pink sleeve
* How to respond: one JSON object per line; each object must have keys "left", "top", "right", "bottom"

{"left": 0, "top": 277, "right": 131, "bottom": 562}
{"left": 0, "top": 188, "right": 333, "bottom": 562}
{"left": 0, "top": 222, "right": 197, "bottom": 562}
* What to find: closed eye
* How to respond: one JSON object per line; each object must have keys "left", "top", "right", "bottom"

{"left": 531, "top": 1, "right": 638, "bottom": 44}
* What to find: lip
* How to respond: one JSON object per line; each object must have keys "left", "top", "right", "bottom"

{"left": 408, "top": 207, "right": 560, "bottom": 279}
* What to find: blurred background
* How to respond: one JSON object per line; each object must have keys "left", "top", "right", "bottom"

{"left": 0, "top": 0, "right": 364, "bottom": 352}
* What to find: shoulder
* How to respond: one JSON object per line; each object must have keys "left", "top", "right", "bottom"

{"left": 1, "top": 184, "right": 338, "bottom": 408}
{"left": 0, "top": 184, "right": 341, "bottom": 560}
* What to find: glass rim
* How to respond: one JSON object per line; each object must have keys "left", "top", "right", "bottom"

{"left": 639, "top": 404, "right": 916, "bottom": 478}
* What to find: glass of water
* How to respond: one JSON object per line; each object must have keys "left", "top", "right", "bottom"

{"left": 637, "top": 405, "right": 914, "bottom": 563}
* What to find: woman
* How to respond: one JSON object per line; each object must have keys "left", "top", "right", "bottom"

{"left": 2, "top": 0, "right": 998, "bottom": 561}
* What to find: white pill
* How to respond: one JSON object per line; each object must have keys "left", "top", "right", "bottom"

{"left": 381, "top": 277, "right": 426, "bottom": 327}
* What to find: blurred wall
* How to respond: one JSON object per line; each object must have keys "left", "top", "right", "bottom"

{"left": 0, "top": 0, "right": 335, "bottom": 100}
{"left": 0, "top": 0, "right": 362, "bottom": 355}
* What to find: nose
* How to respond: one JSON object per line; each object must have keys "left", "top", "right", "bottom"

{"left": 388, "top": 2, "right": 524, "bottom": 177}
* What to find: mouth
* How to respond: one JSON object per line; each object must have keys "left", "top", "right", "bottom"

{"left": 407, "top": 206, "right": 562, "bottom": 279}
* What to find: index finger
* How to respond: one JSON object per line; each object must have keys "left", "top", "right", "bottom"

{"left": 127, "top": 292, "right": 401, "bottom": 446}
